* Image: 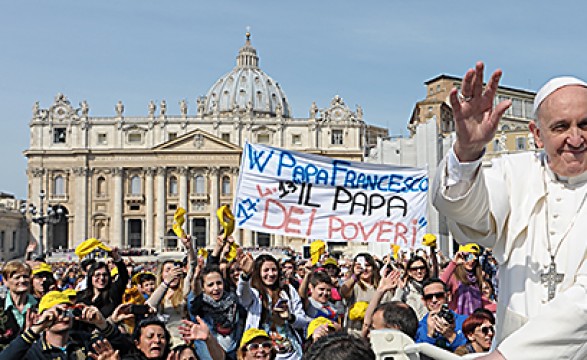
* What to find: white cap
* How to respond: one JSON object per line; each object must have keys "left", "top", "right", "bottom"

{"left": 533, "top": 76, "right": 587, "bottom": 117}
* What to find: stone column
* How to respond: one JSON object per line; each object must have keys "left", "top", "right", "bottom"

{"left": 275, "top": 234, "right": 284, "bottom": 247}
{"left": 230, "top": 167, "right": 241, "bottom": 244}
{"left": 145, "top": 168, "right": 155, "bottom": 249}
{"left": 73, "top": 167, "right": 89, "bottom": 248}
{"left": 29, "top": 168, "right": 45, "bottom": 247}
{"left": 209, "top": 167, "right": 220, "bottom": 247}
{"left": 244, "top": 230, "right": 253, "bottom": 247}
{"left": 179, "top": 167, "right": 189, "bottom": 213}
{"left": 156, "top": 167, "right": 166, "bottom": 250}
{"left": 112, "top": 168, "right": 124, "bottom": 248}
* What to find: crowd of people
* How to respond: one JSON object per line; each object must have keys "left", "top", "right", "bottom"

{"left": 0, "top": 231, "right": 501, "bottom": 360}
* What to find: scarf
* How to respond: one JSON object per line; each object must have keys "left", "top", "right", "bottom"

{"left": 401, "top": 279, "right": 423, "bottom": 303}
{"left": 456, "top": 271, "right": 482, "bottom": 315}
{"left": 200, "top": 292, "right": 239, "bottom": 333}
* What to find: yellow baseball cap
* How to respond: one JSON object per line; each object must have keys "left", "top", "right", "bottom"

{"left": 131, "top": 271, "right": 156, "bottom": 285}
{"left": 307, "top": 317, "right": 335, "bottom": 338}
{"left": 323, "top": 258, "right": 338, "bottom": 267}
{"left": 62, "top": 288, "right": 77, "bottom": 298}
{"left": 422, "top": 233, "right": 437, "bottom": 247}
{"left": 38, "top": 291, "right": 72, "bottom": 313}
{"left": 459, "top": 243, "right": 481, "bottom": 256}
{"left": 75, "top": 238, "right": 111, "bottom": 259}
{"left": 32, "top": 263, "right": 53, "bottom": 276}
{"left": 240, "top": 328, "right": 270, "bottom": 348}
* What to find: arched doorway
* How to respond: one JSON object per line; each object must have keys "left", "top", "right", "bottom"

{"left": 49, "top": 205, "right": 69, "bottom": 250}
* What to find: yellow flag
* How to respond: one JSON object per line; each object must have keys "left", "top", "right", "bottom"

{"left": 310, "top": 240, "right": 326, "bottom": 265}
{"left": 226, "top": 242, "right": 239, "bottom": 262}
{"left": 216, "top": 205, "right": 235, "bottom": 239}
{"left": 173, "top": 207, "right": 187, "bottom": 238}
{"left": 391, "top": 244, "right": 401, "bottom": 260}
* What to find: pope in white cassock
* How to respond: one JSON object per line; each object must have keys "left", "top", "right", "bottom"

{"left": 432, "top": 62, "right": 587, "bottom": 360}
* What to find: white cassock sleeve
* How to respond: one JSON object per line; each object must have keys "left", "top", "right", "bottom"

{"left": 497, "top": 257, "right": 587, "bottom": 359}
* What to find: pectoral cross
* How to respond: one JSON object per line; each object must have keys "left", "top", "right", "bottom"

{"left": 541, "top": 256, "right": 564, "bottom": 301}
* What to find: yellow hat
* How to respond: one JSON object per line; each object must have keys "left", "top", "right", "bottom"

{"left": 307, "top": 317, "right": 335, "bottom": 338}
{"left": 323, "top": 258, "right": 338, "bottom": 267}
{"left": 62, "top": 288, "right": 77, "bottom": 297}
{"left": 217, "top": 205, "right": 235, "bottom": 239}
{"left": 32, "top": 263, "right": 53, "bottom": 276}
{"left": 240, "top": 328, "right": 270, "bottom": 348}
{"left": 39, "top": 291, "right": 72, "bottom": 313}
{"left": 310, "top": 240, "right": 326, "bottom": 265}
{"left": 75, "top": 238, "right": 111, "bottom": 259}
{"left": 348, "top": 301, "right": 369, "bottom": 321}
{"left": 459, "top": 243, "right": 481, "bottom": 256}
{"left": 423, "top": 233, "right": 437, "bottom": 247}
{"left": 172, "top": 207, "right": 187, "bottom": 239}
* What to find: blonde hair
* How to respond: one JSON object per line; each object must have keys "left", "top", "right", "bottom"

{"left": 2, "top": 260, "right": 31, "bottom": 279}
{"left": 157, "top": 260, "right": 184, "bottom": 309}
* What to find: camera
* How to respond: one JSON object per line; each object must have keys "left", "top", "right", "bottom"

{"left": 130, "top": 304, "right": 151, "bottom": 316}
{"left": 63, "top": 305, "right": 84, "bottom": 318}
{"left": 437, "top": 304, "right": 454, "bottom": 324}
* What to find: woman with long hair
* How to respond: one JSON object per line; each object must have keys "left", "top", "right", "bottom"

{"left": 440, "top": 244, "right": 484, "bottom": 315}
{"left": 188, "top": 266, "right": 246, "bottom": 360}
{"left": 78, "top": 248, "right": 129, "bottom": 318}
{"left": 392, "top": 256, "right": 429, "bottom": 320}
{"left": 237, "top": 253, "right": 309, "bottom": 360}
{"left": 339, "top": 253, "right": 380, "bottom": 334}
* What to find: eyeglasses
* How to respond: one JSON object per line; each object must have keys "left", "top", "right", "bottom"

{"left": 409, "top": 265, "right": 427, "bottom": 271}
{"left": 479, "top": 325, "right": 495, "bottom": 335}
{"left": 423, "top": 292, "right": 445, "bottom": 301}
{"left": 464, "top": 253, "right": 477, "bottom": 262}
{"left": 246, "top": 341, "right": 273, "bottom": 351}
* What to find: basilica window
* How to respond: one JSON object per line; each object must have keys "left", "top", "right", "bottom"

{"left": 168, "top": 132, "right": 177, "bottom": 141}
{"left": 53, "top": 128, "right": 67, "bottom": 144}
{"left": 97, "top": 177, "right": 107, "bottom": 197}
{"left": 292, "top": 134, "right": 301, "bottom": 145}
{"left": 128, "top": 133, "right": 142, "bottom": 144}
{"left": 169, "top": 176, "right": 178, "bottom": 196}
{"left": 0, "top": 231, "right": 4, "bottom": 251}
{"left": 257, "top": 133, "right": 270, "bottom": 144}
{"left": 516, "top": 136, "right": 526, "bottom": 150}
{"left": 221, "top": 133, "right": 231, "bottom": 143}
{"left": 221, "top": 176, "right": 231, "bottom": 195}
{"left": 54, "top": 176, "right": 65, "bottom": 196}
{"left": 195, "top": 175, "right": 206, "bottom": 194}
{"left": 512, "top": 98, "right": 523, "bottom": 118}
{"left": 97, "top": 133, "right": 108, "bottom": 145}
{"left": 524, "top": 100, "right": 533, "bottom": 119}
{"left": 130, "top": 176, "right": 141, "bottom": 195}
{"left": 331, "top": 129, "right": 344, "bottom": 145}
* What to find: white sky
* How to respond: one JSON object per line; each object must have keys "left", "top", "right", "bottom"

{"left": 2, "top": 0, "right": 587, "bottom": 198}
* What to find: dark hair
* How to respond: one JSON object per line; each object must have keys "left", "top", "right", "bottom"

{"left": 303, "top": 333, "right": 375, "bottom": 360}
{"left": 80, "top": 258, "right": 96, "bottom": 272}
{"left": 352, "top": 253, "right": 380, "bottom": 289}
{"left": 80, "top": 262, "right": 112, "bottom": 303}
{"left": 422, "top": 277, "right": 448, "bottom": 294}
{"left": 250, "top": 254, "right": 286, "bottom": 325}
{"left": 201, "top": 265, "right": 223, "bottom": 279}
{"left": 404, "top": 256, "right": 430, "bottom": 282}
{"left": 374, "top": 301, "right": 419, "bottom": 339}
{"left": 132, "top": 317, "right": 171, "bottom": 358}
{"left": 171, "top": 344, "right": 198, "bottom": 359}
{"left": 461, "top": 312, "right": 494, "bottom": 336}
{"left": 137, "top": 273, "right": 156, "bottom": 285}
{"left": 472, "top": 307, "right": 496, "bottom": 324}
{"left": 309, "top": 270, "right": 333, "bottom": 287}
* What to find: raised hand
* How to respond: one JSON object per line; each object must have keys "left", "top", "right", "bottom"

{"left": 377, "top": 269, "right": 401, "bottom": 293}
{"left": 449, "top": 61, "right": 512, "bottom": 162}
{"left": 89, "top": 339, "right": 121, "bottom": 360}
{"left": 239, "top": 253, "right": 254, "bottom": 276}
{"left": 109, "top": 303, "right": 135, "bottom": 324}
{"left": 178, "top": 317, "right": 210, "bottom": 342}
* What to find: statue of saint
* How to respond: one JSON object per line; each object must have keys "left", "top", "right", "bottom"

{"left": 180, "top": 99, "right": 187, "bottom": 116}
{"left": 32, "top": 101, "right": 40, "bottom": 117}
{"left": 310, "top": 101, "right": 318, "bottom": 119}
{"left": 116, "top": 101, "right": 124, "bottom": 116}
{"left": 80, "top": 100, "right": 89, "bottom": 116}
{"left": 160, "top": 100, "right": 167, "bottom": 116}
{"left": 356, "top": 105, "right": 363, "bottom": 120}
{"left": 149, "top": 101, "right": 156, "bottom": 116}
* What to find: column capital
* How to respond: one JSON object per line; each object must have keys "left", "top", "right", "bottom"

{"left": 72, "top": 167, "right": 89, "bottom": 177}
{"left": 145, "top": 167, "right": 157, "bottom": 177}
{"left": 112, "top": 167, "right": 124, "bottom": 176}
{"left": 230, "top": 167, "right": 240, "bottom": 175}
{"left": 178, "top": 166, "right": 190, "bottom": 176}
{"left": 29, "top": 167, "right": 46, "bottom": 178}
{"left": 208, "top": 166, "right": 220, "bottom": 176}
{"left": 156, "top": 167, "right": 167, "bottom": 176}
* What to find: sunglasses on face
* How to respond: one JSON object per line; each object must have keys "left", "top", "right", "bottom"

{"left": 479, "top": 325, "right": 495, "bottom": 335}
{"left": 246, "top": 341, "right": 273, "bottom": 352}
{"left": 464, "top": 253, "right": 477, "bottom": 262}
{"left": 409, "top": 265, "right": 427, "bottom": 271}
{"left": 423, "top": 292, "right": 446, "bottom": 301}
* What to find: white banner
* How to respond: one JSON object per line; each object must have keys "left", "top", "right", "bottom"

{"left": 234, "top": 142, "right": 429, "bottom": 247}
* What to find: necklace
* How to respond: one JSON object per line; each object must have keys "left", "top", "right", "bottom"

{"left": 541, "top": 162, "right": 587, "bottom": 300}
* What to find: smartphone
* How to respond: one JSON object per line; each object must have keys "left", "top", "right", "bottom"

{"left": 130, "top": 304, "right": 151, "bottom": 316}
{"left": 274, "top": 299, "right": 287, "bottom": 310}
{"left": 356, "top": 256, "right": 366, "bottom": 270}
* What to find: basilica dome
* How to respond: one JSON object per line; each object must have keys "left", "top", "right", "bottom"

{"left": 202, "top": 33, "right": 291, "bottom": 118}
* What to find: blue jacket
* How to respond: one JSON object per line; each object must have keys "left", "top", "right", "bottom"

{"left": 415, "top": 310, "right": 467, "bottom": 352}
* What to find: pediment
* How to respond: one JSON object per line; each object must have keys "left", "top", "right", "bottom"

{"left": 153, "top": 128, "right": 241, "bottom": 152}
